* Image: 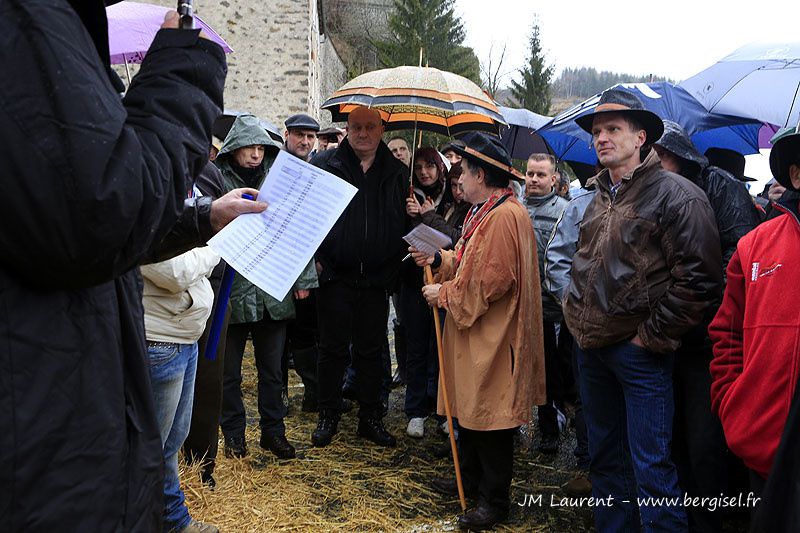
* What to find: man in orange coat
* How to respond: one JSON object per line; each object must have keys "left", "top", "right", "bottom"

{"left": 412, "top": 132, "right": 545, "bottom": 531}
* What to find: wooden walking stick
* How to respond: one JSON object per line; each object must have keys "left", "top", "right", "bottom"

{"left": 424, "top": 264, "right": 467, "bottom": 512}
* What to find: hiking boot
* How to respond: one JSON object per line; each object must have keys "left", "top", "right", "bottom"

{"left": 260, "top": 434, "right": 296, "bottom": 459}
{"left": 178, "top": 519, "right": 219, "bottom": 533}
{"left": 223, "top": 435, "right": 247, "bottom": 458}
{"left": 311, "top": 413, "right": 340, "bottom": 447}
{"left": 357, "top": 417, "right": 397, "bottom": 447}
{"left": 562, "top": 470, "right": 592, "bottom": 497}
{"left": 407, "top": 417, "right": 426, "bottom": 438}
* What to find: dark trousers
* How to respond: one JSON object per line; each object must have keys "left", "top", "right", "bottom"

{"left": 317, "top": 282, "right": 389, "bottom": 418}
{"left": 221, "top": 315, "right": 287, "bottom": 438}
{"left": 285, "top": 293, "right": 319, "bottom": 401}
{"left": 563, "top": 326, "right": 590, "bottom": 471}
{"left": 459, "top": 427, "right": 516, "bottom": 512}
{"left": 538, "top": 319, "right": 564, "bottom": 438}
{"left": 183, "top": 306, "right": 229, "bottom": 477}
{"left": 672, "top": 341, "right": 730, "bottom": 533}
{"left": 400, "top": 281, "right": 437, "bottom": 418}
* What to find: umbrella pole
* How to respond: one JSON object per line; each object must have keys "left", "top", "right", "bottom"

{"left": 424, "top": 265, "right": 467, "bottom": 513}
{"left": 123, "top": 57, "right": 131, "bottom": 86}
{"left": 409, "top": 118, "right": 418, "bottom": 197}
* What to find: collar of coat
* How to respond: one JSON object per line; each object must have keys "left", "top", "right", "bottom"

{"left": 327, "top": 137, "right": 406, "bottom": 183}
{"left": 525, "top": 188, "right": 557, "bottom": 206}
{"left": 588, "top": 148, "right": 660, "bottom": 196}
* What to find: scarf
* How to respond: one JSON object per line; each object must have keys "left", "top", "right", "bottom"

{"left": 454, "top": 187, "right": 513, "bottom": 265}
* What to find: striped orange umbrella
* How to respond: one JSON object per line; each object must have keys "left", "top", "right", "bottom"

{"left": 322, "top": 66, "right": 506, "bottom": 136}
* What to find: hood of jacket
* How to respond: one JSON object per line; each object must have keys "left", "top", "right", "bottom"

{"left": 218, "top": 115, "right": 282, "bottom": 157}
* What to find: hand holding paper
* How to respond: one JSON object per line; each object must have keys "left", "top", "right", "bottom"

{"left": 208, "top": 151, "right": 357, "bottom": 301}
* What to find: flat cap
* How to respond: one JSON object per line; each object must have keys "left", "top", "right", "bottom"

{"left": 284, "top": 113, "right": 320, "bottom": 132}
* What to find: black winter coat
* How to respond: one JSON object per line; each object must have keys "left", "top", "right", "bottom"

{"left": 689, "top": 165, "right": 761, "bottom": 274}
{"left": 311, "top": 138, "right": 408, "bottom": 289}
{"left": 0, "top": 2, "right": 226, "bottom": 531}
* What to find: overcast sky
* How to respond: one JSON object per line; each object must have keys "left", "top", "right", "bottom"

{"left": 457, "top": 0, "right": 796, "bottom": 187}
{"left": 457, "top": 0, "right": 798, "bottom": 83}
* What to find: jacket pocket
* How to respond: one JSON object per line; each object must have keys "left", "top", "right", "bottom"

{"left": 510, "top": 344, "right": 515, "bottom": 374}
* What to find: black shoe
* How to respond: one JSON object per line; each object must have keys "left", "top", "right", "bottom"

{"left": 357, "top": 417, "right": 397, "bottom": 447}
{"left": 457, "top": 502, "right": 508, "bottom": 531}
{"left": 538, "top": 434, "right": 559, "bottom": 454}
{"left": 224, "top": 435, "right": 248, "bottom": 458}
{"left": 431, "top": 477, "right": 477, "bottom": 498}
{"left": 200, "top": 469, "right": 216, "bottom": 489}
{"left": 311, "top": 414, "right": 340, "bottom": 447}
{"left": 260, "top": 434, "right": 296, "bottom": 459}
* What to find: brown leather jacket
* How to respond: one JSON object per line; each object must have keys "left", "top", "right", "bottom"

{"left": 563, "top": 150, "right": 722, "bottom": 354}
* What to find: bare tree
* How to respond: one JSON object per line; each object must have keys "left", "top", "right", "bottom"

{"left": 480, "top": 42, "right": 512, "bottom": 99}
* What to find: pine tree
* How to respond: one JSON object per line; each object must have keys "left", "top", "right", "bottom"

{"left": 373, "top": 0, "right": 481, "bottom": 85}
{"left": 509, "top": 20, "right": 553, "bottom": 114}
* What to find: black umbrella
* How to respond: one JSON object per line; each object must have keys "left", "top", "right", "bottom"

{"left": 213, "top": 109, "right": 283, "bottom": 143}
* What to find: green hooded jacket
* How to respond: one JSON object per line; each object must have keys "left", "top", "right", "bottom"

{"left": 214, "top": 115, "right": 318, "bottom": 323}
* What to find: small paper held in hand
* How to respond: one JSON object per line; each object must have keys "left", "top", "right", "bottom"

{"left": 403, "top": 224, "right": 452, "bottom": 256}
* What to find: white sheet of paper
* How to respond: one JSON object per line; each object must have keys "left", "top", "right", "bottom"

{"left": 403, "top": 224, "right": 452, "bottom": 256}
{"left": 208, "top": 150, "right": 357, "bottom": 301}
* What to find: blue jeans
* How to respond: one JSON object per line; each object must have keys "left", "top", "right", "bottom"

{"left": 577, "top": 341, "right": 687, "bottom": 532}
{"left": 149, "top": 342, "right": 198, "bottom": 532}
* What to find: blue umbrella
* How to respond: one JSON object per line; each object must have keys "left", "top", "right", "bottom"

{"left": 535, "top": 82, "right": 763, "bottom": 166}
{"left": 497, "top": 106, "right": 552, "bottom": 160}
{"left": 680, "top": 41, "right": 800, "bottom": 129}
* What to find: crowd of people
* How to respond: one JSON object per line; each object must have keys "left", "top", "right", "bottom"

{"left": 3, "top": 3, "right": 800, "bottom": 533}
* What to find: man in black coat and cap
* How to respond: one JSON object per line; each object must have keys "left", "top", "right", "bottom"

{"left": 309, "top": 106, "right": 408, "bottom": 448}
{"left": 0, "top": 2, "right": 264, "bottom": 531}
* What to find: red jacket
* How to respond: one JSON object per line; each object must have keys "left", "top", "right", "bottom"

{"left": 709, "top": 206, "right": 800, "bottom": 478}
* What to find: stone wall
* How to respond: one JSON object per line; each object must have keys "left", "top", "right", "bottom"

{"left": 119, "top": 0, "right": 348, "bottom": 129}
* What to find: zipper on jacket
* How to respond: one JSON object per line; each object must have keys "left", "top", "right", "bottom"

{"left": 363, "top": 174, "right": 368, "bottom": 277}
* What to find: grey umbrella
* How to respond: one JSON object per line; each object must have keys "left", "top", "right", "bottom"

{"left": 681, "top": 41, "right": 800, "bottom": 129}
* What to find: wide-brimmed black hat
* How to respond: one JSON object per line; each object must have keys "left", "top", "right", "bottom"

{"left": 575, "top": 88, "right": 664, "bottom": 145}
{"left": 450, "top": 132, "right": 523, "bottom": 183}
{"left": 769, "top": 127, "right": 800, "bottom": 191}
{"left": 439, "top": 139, "right": 466, "bottom": 154}
{"left": 705, "top": 147, "right": 756, "bottom": 182}
{"left": 655, "top": 120, "right": 708, "bottom": 171}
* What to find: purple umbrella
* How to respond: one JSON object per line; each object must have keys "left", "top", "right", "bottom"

{"left": 107, "top": 1, "right": 233, "bottom": 65}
